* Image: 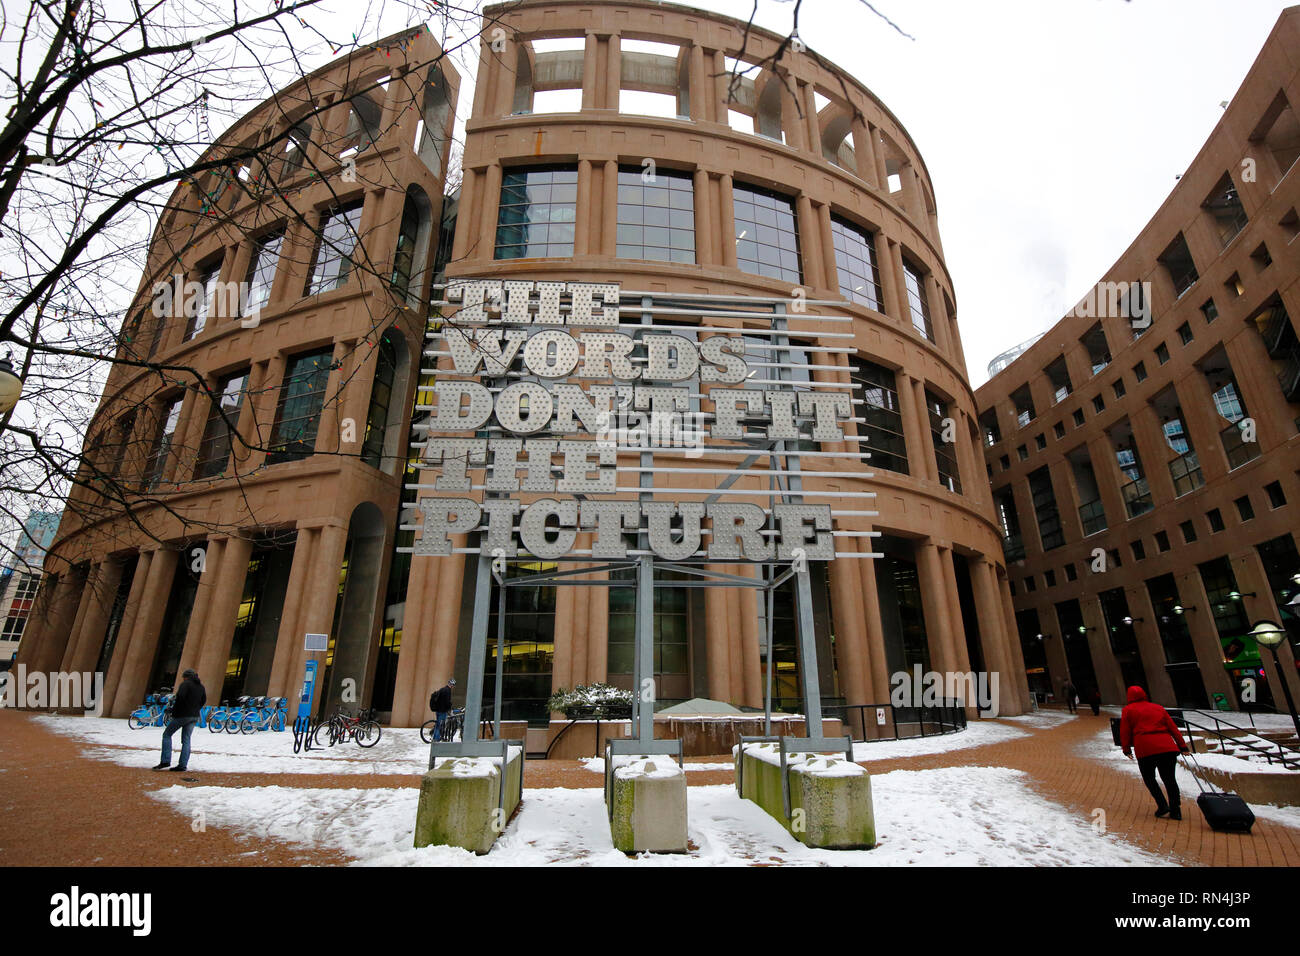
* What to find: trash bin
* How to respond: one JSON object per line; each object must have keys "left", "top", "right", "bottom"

{"left": 1109, "top": 717, "right": 1122, "bottom": 747}
{"left": 1213, "top": 693, "right": 1232, "bottom": 712}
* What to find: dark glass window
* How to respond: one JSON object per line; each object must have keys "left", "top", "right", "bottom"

{"left": 732, "top": 183, "right": 802, "bottom": 283}
{"left": 390, "top": 196, "right": 424, "bottom": 300}
{"left": 1266, "top": 480, "right": 1287, "bottom": 508}
{"left": 1180, "top": 520, "right": 1198, "bottom": 544}
{"left": 495, "top": 167, "right": 578, "bottom": 259}
{"left": 244, "top": 231, "right": 283, "bottom": 317}
{"left": 184, "top": 259, "right": 222, "bottom": 341}
{"left": 926, "top": 390, "right": 961, "bottom": 493}
{"left": 194, "top": 371, "right": 249, "bottom": 479}
{"left": 268, "top": 349, "right": 334, "bottom": 464}
{"left": 307, "top": 202, "right": 364, "bottom": 294}
{"left": 1235, "top": 495, "right": 1255, "bottom": 521}
{"left": 1131, "top": 539, "right": 1146, "bottom": 561}
{"left": 849, "top": 357, "right": 908, "bottom": 475}
{"left": 486, "top": 560, "right": 557, "bottom": 724}
{"left": 830, "top": 216, "right": 883, "bottom": 311}
{"left": 144, "top": 397, "right": 184, "bottom": 489}
{"left": 1028, "top": 466, "right": 1064, "bottom": 551}
{"left": 902, "top": 259, "right": 933, "bottom": 341}
{"left": 1207, "top": 508, "right": 1225, "bottom": 532}
{"left": 361, "top": 334, "right": 398, "bottom": 468}
{"left": 616, "top": 167, "right": 695, "bottom": 263}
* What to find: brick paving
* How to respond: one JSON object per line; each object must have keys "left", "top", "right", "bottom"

{"left": 1, "top": 706, "right": 1296, "bottom": 866}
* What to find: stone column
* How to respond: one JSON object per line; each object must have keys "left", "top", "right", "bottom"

{"left": 802, "top": 82, "right": 821, "bottom": 157}
{"left": 604, "top": 34, "right": 621, "bottom": 111}
{"left": 795, "top": 194, "right": 822, "bottom": 290}
{"left": 923, "top": 273, "right": 950, "bottom": 355}
{"left": 101, "top": 551, "right": 151, "bottom": 709}
{"left": 828, "top": 557, "right": 870, "bottom": 728}
{"left": 688, "top": 43, "right": 709, "bottom": 122}
{"left": 575, "top": 159, "right": 594, "bottom": 256}
{"left": 883, "top": 238, "right": 908, "bottom": 322}
{"left": 939, "top": 548, "right": 973, "bottom": 675}
{"left": 602, "top": 159, "right": 619, "bottom": 257}
{"left": 1080, "top": 595, "right": 1126, "bottom": 705}
{"left": 705, "top": 576, "right": 732, "bottom": 701}
{"left": 857, "top": 550, "right": 892, "bottom": 704}
{"left": 478, "top": 163, "right": 503, "bottom": 258}
{"left": 291, "top": 522, "right": 349, "bottom": 716}
{"left": 737, "top": 565, "right": 763, "bottom": 709}
{"left": 997, "top": 568, "right": 1034, "bottom": 710}
{"left": 693, "top": 169, "right": 714, "bottom": 266}
{"left": 194, "top": 536, "right": 256, "bottom": 698}
{"left": 1173, "top": 373, "right": 1228, "bottom": 485}
{"left": 849, "top": 112, "right": 876, "bottom": 187}
{"left": 718, "top": 173, "right": 737, "bottom": 268}
{"left": 1130, "top": 402, "right": 1176, "bottom": 506}
{"left": 779, "top": 74, "right": 805, "bottom": 152}
{"left": 108, "top": 549, "right": 180, "bottom": 716}
{"left": 57, "top": 565, "right": 103, "bottom": 676}
{"left": 911, "top": 377, "right": 939, "bottom": 483}
{"left": 893, "top": 370, "right": 929, "bottom": 482}
{"left": 177, "top": 536, "right": 225, "bottom": 680}
{"left": 712, "top": 50, "right": 730, "bottom": 124}
{"left": 267, "top": 526, "right": 317, "bottom": 698}
{"left": 581, "top": 32, "right": 601, "bottom": 111}
{"left": 1087, "top": 433, "right": 1126, "bottom": 529}
{"left": 817, "top": 202, "right": 838, "bottom": 294}
{"left": 968, "top": 557, "right": 1015, "bottom": 715}
{"left": 1125, "top": 583, "right": 1176, "bottom": 703}
{"left": 869, "top": 123, "right": 889, "bottom": 191}
{"left": 1176, "top": 569, "right": 1238, "bottom": 703}
{"left": 914, "top": 540, "right": 956, "bottom": 674}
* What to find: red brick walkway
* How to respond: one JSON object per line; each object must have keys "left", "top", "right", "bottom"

{"left": 2, "top": 707, "right": 1296, "bottom": 865}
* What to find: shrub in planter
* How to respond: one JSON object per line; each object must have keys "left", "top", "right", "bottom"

{"left": 547, "top": 683, "right": 634, "bottom": 719}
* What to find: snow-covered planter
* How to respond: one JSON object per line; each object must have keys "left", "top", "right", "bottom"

{"left": 547, "top": 683, "right": 633, "bottom": 719}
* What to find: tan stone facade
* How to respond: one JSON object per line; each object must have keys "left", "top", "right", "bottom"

{"left": 20, "top": 1, "right": 1029, "bottom": 730}
{"left": 976, "top": 9, "right": 1300, "bottom": 711}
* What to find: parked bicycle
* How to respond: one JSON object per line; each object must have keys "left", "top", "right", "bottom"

{"left": 127, "top": 692, "right": 174, "bottom": 730}
{"left": 419, "top": 708, "right": 465, "bottom": 744}
{"left": 312, "top": 707, "right": 381, "bottom": 748}
{"left": 238, "top": 697, "right": 289, "bottom": 734}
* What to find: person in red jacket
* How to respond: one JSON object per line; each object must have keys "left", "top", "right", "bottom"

{"left": 1120, "top": 685, "right": 1189, "bottom": 819}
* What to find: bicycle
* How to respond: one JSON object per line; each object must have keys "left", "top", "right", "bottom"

{"left": 127, "top": 692, "right": 174, "bottom": 730}
{"left": 419, "top": 708, "right": 465, "bottom": 744}
{"left": 238, "top": 697, "right": 289, "bottom": 734}
{"left": 312, "top": 707, "right": 381, "bottom": 748}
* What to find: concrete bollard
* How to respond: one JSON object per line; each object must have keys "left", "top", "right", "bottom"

{"left": 413, "top": 748, "right": 523, "bottom": 854}
{"left": 735, "top": 743, "right": 875, "bottom": 849}
{"left": 607, "top": 756, "right": 688, "bottom": 853}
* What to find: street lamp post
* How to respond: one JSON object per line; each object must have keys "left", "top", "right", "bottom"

{"left": 0, "top": 354, "right": 22, "bottom": 417}
{"left": 1251, "top": 620, "right": 1300, "bottom": 741}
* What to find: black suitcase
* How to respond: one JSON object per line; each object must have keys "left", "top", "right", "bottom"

{"left": 1181, "top": 754, "right": 1255, "bottom": 833}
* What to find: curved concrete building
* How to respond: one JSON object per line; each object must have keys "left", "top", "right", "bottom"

{"left": 20, "top": 1, "right": 1029, "bottom": 730}
{"left": 975, "top": 8, "right": 1300, "bottom": 713}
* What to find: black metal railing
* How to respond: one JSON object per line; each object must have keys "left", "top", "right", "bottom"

{"left": 825, "top": 700, "right": 969, "bottom": 743}
{"left": 1078, "top": 498, "right": 1107, "bottom": 535}
{"left": 1176, "top": 710, "right": 1300, "bottom": 769}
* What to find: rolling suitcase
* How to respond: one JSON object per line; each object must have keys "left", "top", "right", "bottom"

{"left": 1181, "top": 753, "right": 1255, "bottom": 833}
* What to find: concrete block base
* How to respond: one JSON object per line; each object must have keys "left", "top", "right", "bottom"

{"left": 735, "top": 744, "right": 875, "bottom": 849}
{"left": 607, "top": 757, "right": 688, "bottom": 853}
{"left": 413, "top": 748, "right": 523, "bottom": 853}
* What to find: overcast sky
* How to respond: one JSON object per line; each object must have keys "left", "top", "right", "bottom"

{"left": 684, "top": 0, "right": 1294, "bottom": 387}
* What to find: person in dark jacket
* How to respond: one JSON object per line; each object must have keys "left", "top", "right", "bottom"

{"left": 1062, "top": 680, "right": 1077, "bottom": 714}
{"left": 1086, "top": 686, "right": 1102, "bottom": 716}
{"left": 1120, "top": 685, "right": 1189, "bottom": 819}
{"left": 153, "top": 669, "right": 206, "bottom": 771}
{"left": 429, "top": 678, "right": 456, "bottom": 742}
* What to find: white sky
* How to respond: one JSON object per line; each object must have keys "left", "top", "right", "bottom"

{"left": 682, "top": 0, "right": 1293, "bottom": 387}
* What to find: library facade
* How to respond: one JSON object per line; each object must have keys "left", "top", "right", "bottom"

{"left": 19, "top": 0, "right": 1029, "bottom": 729}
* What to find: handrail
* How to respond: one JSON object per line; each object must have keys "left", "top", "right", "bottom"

{"left": 1178, "top": 713, "right": 1300, "bottom": 769}
{"left": 828, "top": 700, "right": 968, "bottom": 743}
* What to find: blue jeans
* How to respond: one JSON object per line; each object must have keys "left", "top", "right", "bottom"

{"left": 435, "top": 711, "right": 448, "bottom": 741}
{"left": 161, "top": 717, "right": 198, "bottom": 767}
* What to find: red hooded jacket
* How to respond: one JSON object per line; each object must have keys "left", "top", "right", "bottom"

{"left": 1119, "top": 686, "right": 1188, "bottom": 758}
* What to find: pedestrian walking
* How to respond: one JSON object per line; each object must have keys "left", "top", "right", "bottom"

{"left": 429, "top": 678, "right": 456, "bottom": 741}
{"left": 1119, "top": 685, "right": 1189, "bottom": 819}
{"left": 1086, "top": 686, "right": 1102, "bottom": 716}
{"left": 153, "top": 669, "right": 206, "bottom": 772}
{"left": 1062, "top": 679, "right": 1077, "bottom": 714}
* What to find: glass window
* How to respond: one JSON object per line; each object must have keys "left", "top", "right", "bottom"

{"left": 902, "top": 259, "right": 933, "bottom": 341}
{"left": 391, "top": 196, "right": 425, "bottom": 300}
{"left": 307, "top": 203, "right": 364, "bottom": 295}
{"left": 144, "top": 397, "right": 184, "bottom": 488}
{"left": 495, "top": 167, "right": 578, "bottom": 259}
{"left": 194, "top": 371, "right": 249, "bottom": 479}
{"left": 361, "top": 334, "right": 398, "bottom": 468}
{"left": 830, "top": 216, "right": 883, "bottom": 311}
{"left": 268, "top": 349, "right": 334, "bottom": 464}
{"left": 849, "top": 357, "right": 907, "bottom": 475}
{"left": 244, "top": 231, "right": 283, "bottom": 317}
{"left": 616, "top": 167, "right": 695, "bottom": 263}
{"left": 732, "top": 183, "right": 802, "bottom": 284}
{"left": 184, "top": 260, "right": 222, "bottom": 341}
{"left": 927, "top": 390, "right": 961, "bottom": 493}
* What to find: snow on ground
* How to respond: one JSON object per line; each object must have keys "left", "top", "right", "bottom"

{"left": 1000, "top": 708, "right": 1079, "bottom": 729}
{"left": 34, "top": 714, "right": 430, "bottom": 775}
{"left": 150, "top": 765, "right": 1167, "bottom": 866}
{"left": 851, "top": 718, "right": 1028, "bottom": 762}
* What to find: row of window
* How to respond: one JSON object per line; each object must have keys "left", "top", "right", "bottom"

{"left": 491, "top": 165, "right": 936, "bottom": 342}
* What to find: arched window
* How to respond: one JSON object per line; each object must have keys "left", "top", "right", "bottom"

{"left": 361, "top": 333, "right": 399, "bottom": 468}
